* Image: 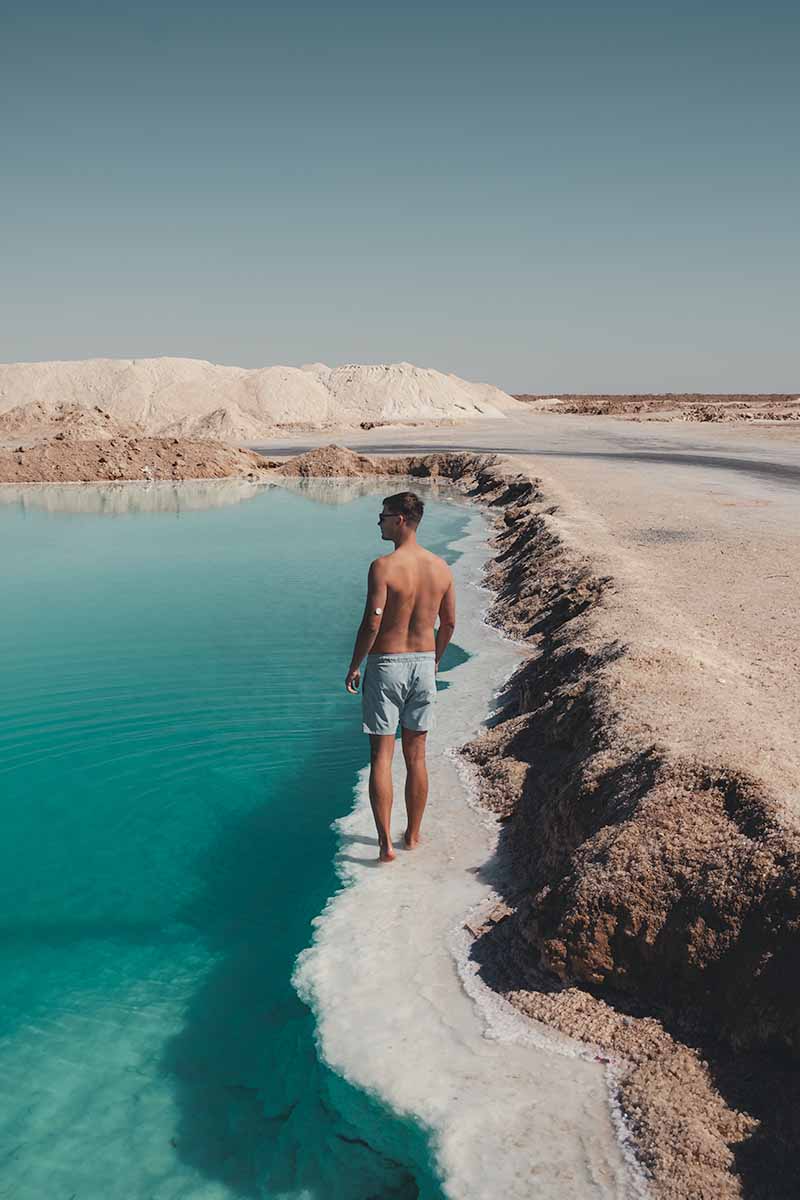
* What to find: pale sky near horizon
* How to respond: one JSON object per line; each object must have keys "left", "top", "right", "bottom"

{"left": 1, "top": 0, "right": 797, "bottom": 393}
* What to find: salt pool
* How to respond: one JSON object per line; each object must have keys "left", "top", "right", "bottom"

{"left": 0, "top": 479, "right": 467, "bottom": 1199}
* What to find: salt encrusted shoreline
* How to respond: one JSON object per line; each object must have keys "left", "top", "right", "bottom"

{"left": 294, "top": 498, "right": 636, "bottom": 1198}
{"left": 274, "top": 446, "right": 800, "bottom": 1200}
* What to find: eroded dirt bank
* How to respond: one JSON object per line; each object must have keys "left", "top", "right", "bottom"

{"left": 269, "top": 445, "right": 800, "bottom": 1200}
{"left": 0, "top": 435, "right": 488, "bottom": 485}
{"left": 0, "top": 436, "right": 276, "bottom": 483}
{"left": 451, "top": 459, "right": 800, "bottom": 1200}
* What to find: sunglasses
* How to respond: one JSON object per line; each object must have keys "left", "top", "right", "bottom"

{"left": 378, "top": 512, "right": 398, "bottom": 523}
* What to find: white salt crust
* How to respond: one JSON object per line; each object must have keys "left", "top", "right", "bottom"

{"left": 295, "top": 507, "right": 650, "bottom": 1200}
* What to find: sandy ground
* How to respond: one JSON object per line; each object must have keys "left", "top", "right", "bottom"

{"left": 502, "top": 449, "right": 799, "bottom": 797}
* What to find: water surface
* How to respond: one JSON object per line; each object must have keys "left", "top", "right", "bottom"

{"left": 0, "top": 479, "right": 468, "bottom": 1199}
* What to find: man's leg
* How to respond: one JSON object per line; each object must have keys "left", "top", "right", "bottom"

{"left": 400, "top": 727, "right": 428, "bottom": 849}
{"left": 368, "top": 733, "right": 396, "bottom": 862}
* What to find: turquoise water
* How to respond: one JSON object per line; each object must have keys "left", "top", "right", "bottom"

{"left": 0, "top": 480, "right": 469, "bottom": 1200}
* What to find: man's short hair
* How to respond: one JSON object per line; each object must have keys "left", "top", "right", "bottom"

{"left": 383, "top": 491, "right": 424, "bottom": 527}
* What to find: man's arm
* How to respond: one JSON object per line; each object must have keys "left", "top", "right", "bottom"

{"left": 345, "top": 560, "right": 388, "bottom": 692}
{"left": 434, "top": 575, "right": 456, "bottom": 668}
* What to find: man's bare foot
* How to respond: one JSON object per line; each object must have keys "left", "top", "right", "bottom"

{"left": 404, "top": 830, "right": 420, "bottom": 850}
{"left": 378, "top": 840, "right": 396, "bottom": 863}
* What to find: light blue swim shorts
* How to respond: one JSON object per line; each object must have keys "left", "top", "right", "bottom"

{"left": 362, "top": 651, "right": 437, "bottom": 735}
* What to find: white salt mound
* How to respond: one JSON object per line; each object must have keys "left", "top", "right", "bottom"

{"left": 159, "top": 403, "right": 272, "bottom": 443}
{"left": 0, "top": 358, "right": 522, "bottom": 443}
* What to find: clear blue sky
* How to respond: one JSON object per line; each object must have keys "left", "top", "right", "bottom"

{"left": 1, "top": 0, "right": 797, "bottom": 392}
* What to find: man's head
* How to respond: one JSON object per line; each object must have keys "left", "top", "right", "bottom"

{"left": 378, "top": 491, "right": 424, "bottom": 543}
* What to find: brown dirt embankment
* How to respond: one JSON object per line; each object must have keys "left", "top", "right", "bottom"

{"left": 270, "top": 442, "right": 495, "bottom": 480}
{"left": 448, "top": 457, "right": 799, "bottom": 1200}
{"left": 0, "top": 436, "right": 276, "bottom": 483}
{"left": 270, "top": 445, "right": 800, "bottom": 1199}
{"left": 0, "top": 435, "right": 491, "bottom": 487}
{"left": 455, "top": 463, "right": 800, "bottom": 1044}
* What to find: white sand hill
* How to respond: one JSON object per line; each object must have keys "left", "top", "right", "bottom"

{"left": 0, "top": 358, "right": 522, "bottom": 442}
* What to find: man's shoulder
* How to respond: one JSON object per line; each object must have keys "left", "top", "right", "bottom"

{"left": 406, "top": 545, "right": 451, "bottom": 574}
{"left": 427, "top": 549, "right": 453, "bottom": 576}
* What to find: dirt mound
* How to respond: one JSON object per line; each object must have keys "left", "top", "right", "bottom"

{"left": 0, "top": 436, "right": 274, "bottom": 483}
{"left": 273, "top": 445, "right": 388, "bottom": 477}
{"left": 274, "top": 445, "right": 500, "bottom": 480}
{"left": 0, "top": 401, "right": 143, "bottom": 445}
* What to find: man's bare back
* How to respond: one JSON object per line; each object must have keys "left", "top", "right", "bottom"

{"left": 344, "top": 491, "right": 457, "bottom": 862}
{"left": 345, "top": 500, "right": 456, "bottom": 691}
{"left": 369, "top": 544, "right": 454, "bottom": 656}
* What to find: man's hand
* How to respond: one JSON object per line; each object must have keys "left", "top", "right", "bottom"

{"left": 345, "top": 666, "right": 361, "bottom": 694}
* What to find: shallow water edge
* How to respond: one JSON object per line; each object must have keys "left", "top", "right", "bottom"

{"left": 295, "top": 503, "right": 639, "bottom": 1200}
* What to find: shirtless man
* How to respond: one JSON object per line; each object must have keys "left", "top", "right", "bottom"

{"left": 345, "top": 492, "right": 456, "bottom": 862}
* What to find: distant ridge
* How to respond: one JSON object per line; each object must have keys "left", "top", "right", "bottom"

{"left": 0, "top": 358, "right": 522, "bottom": 442}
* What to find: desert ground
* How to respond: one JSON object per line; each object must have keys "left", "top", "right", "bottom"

{"left": 513, "top": 393, "right": 800, "bottom": 422}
